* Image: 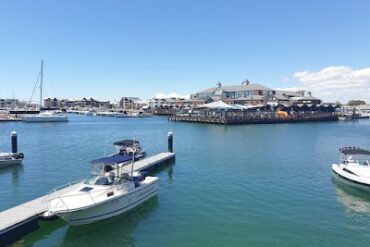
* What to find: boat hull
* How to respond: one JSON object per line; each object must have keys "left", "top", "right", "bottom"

{"left": 23, "top": 116, "right": 68, "bottom": 122}
{"left": 0, "top": 159, "right": 23, "bottom": 167}
{"left": 332, "top": 164, "right": 370, "bottom": 192}
{"left": 56, "top": 179, "right": 158, "bottom": 225}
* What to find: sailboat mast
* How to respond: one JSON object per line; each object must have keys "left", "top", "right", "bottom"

{"left": 39, "top": 60, "right": 44, "bottom": 108}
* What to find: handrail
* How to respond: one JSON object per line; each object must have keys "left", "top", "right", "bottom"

{"left": 48, "top": 179, "right": 84, "bottom": 195}
{"left": 46, "top": 182, "right": 131, "bottom": 211}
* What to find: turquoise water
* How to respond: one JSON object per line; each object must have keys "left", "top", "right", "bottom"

{"left": 1, "top": 115, "right": 370, "bottom": 246}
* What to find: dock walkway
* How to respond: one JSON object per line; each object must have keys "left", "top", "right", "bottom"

{"left": 0, "top": 152, "right": 175, "bottom": 246}
{"left": 169, "top": 112, "right": 338, "bottom": 125}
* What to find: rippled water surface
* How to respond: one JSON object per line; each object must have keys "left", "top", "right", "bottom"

{"left": 1, "top": 115, "right": 370, "bottom": 246}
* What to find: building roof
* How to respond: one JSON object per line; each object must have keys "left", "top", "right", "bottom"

{"left": 198, "top": 100, "right": 238, "bottom": 110}
{"left": 273, "top": 94, "right": 291, "bottom": 101}
{"left": 197, "top": 83, "right": 273, "bottom": 94}
{"left": 275, "top": 90, "right": 305, "bottom": 97}
{"left": 234, "top": 95, "right": 265, "bottom": 101}
{"left": 292, "top": 95, "right": 321, "bottom": 101}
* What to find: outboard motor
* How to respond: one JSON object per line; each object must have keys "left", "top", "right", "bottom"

{"left": 13, "top": 153, "right": 24, "bottom": 160}
{"left": 132, "top": 172, "right": 142, "bottom": 187}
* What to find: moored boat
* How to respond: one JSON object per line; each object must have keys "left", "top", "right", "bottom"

{"left": 90, "top": 140, "right": 146, "bottom": 166}
{"left": 0, "top": 152, "right": 24, "bottom": 167}
{"left": 44, "top": 156, "right": 158, "bottom": 225}
{"left": 332, "top": 147, "right": 370, "bottom": 191}
{"left": 115, "top": 111, "right": 152, "bottom": 118}
{"left": 22, "top": 111, "right": 68, "bottom": 122}
{"left": 23, "top": 61, "right": 69, "bottom": 122}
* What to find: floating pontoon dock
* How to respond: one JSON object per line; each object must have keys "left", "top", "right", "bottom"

{"left": 0, "top": 151, "right": 175, "bottom": 246}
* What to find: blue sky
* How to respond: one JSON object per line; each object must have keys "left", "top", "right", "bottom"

{"left": 1, "top": 0, "right": 369, "bottom": 102}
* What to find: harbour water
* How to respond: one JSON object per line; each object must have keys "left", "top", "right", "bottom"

{"left": 1, "top": 115, "right": 370, "bottom": 246}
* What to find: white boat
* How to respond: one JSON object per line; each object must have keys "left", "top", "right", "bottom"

{"left": 44, "top": 155, "right": 158, "bottom": 225}
{"left": 23, "top": 111, "right": 68, "bottom": 122}
{"left": 23, "top": 60, "right": 69, "bottom": 122}
{"left": 115, "top": 111, "right": 152, "bottom": 118}
{"left": 332, "top": 147, "right": 370, "bottom": 191}
{"left": 0, "top": 152, "right": 24, "bottom": 167}
{"left": 90, "top": 140, "right": 147, "bottom": 167}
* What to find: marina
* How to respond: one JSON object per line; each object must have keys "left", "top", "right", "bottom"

{"left": 0, "top": 115, "right": 369, "bottom": 246}
{"left": 0, "top": 150, "right": 175, "bottom": 245}
{"left": 1, "top": 1, "right": 370, "bottom": 245}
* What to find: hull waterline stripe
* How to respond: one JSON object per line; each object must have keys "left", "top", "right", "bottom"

{"left": 65, "top": 190, "right": 157, "bottom": 222}
{"left": 342, "top": 168, "right": 358, "bottom": 176}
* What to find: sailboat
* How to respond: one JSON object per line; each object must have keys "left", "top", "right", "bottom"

{"left": 23, "top": 61, "right": 68, "bottom": 122}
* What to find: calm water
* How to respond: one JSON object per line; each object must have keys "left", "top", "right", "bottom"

{"left": 1, "top": 115, "right": 370, "bottom": 247}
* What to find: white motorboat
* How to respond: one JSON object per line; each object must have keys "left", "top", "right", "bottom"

{"left": 0, "top": 152, "right": 24, "bottom": 167}
{"left": 44, "top": 157, "right": 158, "bottom": 225}
{"left": 23, "top": 111, "right": 68, "bottom": 122}
{"left": 90, "top": 140, "right": 147, "bottom": 167}
{"left": 115, "top": 111, "right": 152, "bottom": 118}
{"left": 112, "top": 139, "right": 146, "bottom": 160}
{"left": 332, "top": 147, "right": 370, "bottom": 191}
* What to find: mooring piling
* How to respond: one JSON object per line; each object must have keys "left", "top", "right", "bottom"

{"left": 11, "top": 131, "right": 17, "bottom": 154}
{"left": 168, "top": 131, "right": 173, "bottom": 153}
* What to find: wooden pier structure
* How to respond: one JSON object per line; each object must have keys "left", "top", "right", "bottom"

{"left": 169, "top": 112, "right": 338, "bottom": 125}
{"left": 0, "top": 151, "right": 175, "bottom": 246}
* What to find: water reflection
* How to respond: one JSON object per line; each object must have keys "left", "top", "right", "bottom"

{"left": 0, "top": 164, "right": 23, "bottom": 186}
{"left": 24, "top": 197, "right": 158, "bottom": 247}
{"left": 332, "top": 177, "right": 370, "bottom": 214}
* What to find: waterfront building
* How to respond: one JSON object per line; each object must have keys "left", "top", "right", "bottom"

{"left": 191, "top": 80, "right": 275, "bottom": 104}
{"left": 0, "top": 99, "right": 19, "bottom": 109}
{"left": 43, "top": 98, "right": 59, "bottom": 108}
{"left": 43, "top": 97, "right": 112, "bottom": 109}
{"left": 191, "top": 80, "right": 322, "bottom": 106}
{"left": 290, "top": 92, "right": 322, "bottom": 104}
{"left": 149, "top": 96, "right": 204, "bottom": 109}
{"left": 119, "top": 97, "right": 146, "bottom": 109}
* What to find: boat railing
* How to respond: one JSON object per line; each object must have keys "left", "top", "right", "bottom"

{"left": 45, "top": 180, "right": 84, "bottom": 209}
{"left": 46, "top": 181, "right": 128, "bottom": 210}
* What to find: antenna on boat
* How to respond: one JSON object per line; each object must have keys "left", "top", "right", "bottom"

{"left": 39, "top": 60, "right": 44, "bottom": 109}
{"left": 104, "top": 133, "right": 112, "bottom": 156}
{"left": 130, "top": 134, "right": 136, "bottom": 178}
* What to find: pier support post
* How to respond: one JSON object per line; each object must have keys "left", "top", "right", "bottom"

{"left": 168, "top": 131, "right": 173, "bottom": 153}
{"left": 11, "top": 131, "right": 17, "bottom": 153}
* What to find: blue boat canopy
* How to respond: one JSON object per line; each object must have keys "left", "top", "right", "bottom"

{"left": 113, "top": 140, "right": 139, "bottom": 147}
{"left": 339, "top": 147, "right": 370, "bottom": 156}
{"left": 90, "top": 154, "right": 133, "bottom": 165}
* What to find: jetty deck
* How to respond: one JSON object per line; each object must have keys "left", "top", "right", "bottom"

{"left": 0, "top": 152, "right": 175, "bottom": 246}
{"left": 169, "top": 112, "right": 338, "bottom": 125}
{"left": 121, "top": 152, "right": 175, "bottom": 173}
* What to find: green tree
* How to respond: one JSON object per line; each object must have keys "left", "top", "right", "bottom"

{"left": 347, "top": 100, "right": 366, "bottom": 106}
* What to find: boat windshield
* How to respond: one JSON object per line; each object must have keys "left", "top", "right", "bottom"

{"left": 343, "top": 156, "right": 370, "bottom": 166}
{"left": 84, "top": 175, "right": 111, "bottom": 186}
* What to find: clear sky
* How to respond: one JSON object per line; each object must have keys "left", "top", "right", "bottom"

{"left": 0, "top": 0, "right": 369, "bottom": 103}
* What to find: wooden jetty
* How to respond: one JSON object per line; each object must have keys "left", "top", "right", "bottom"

{"left": 169, "top": 112, "right": 338, "bottom": 125}
{"left": 0, "top": 151, "right": 175, "bottom": 246}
